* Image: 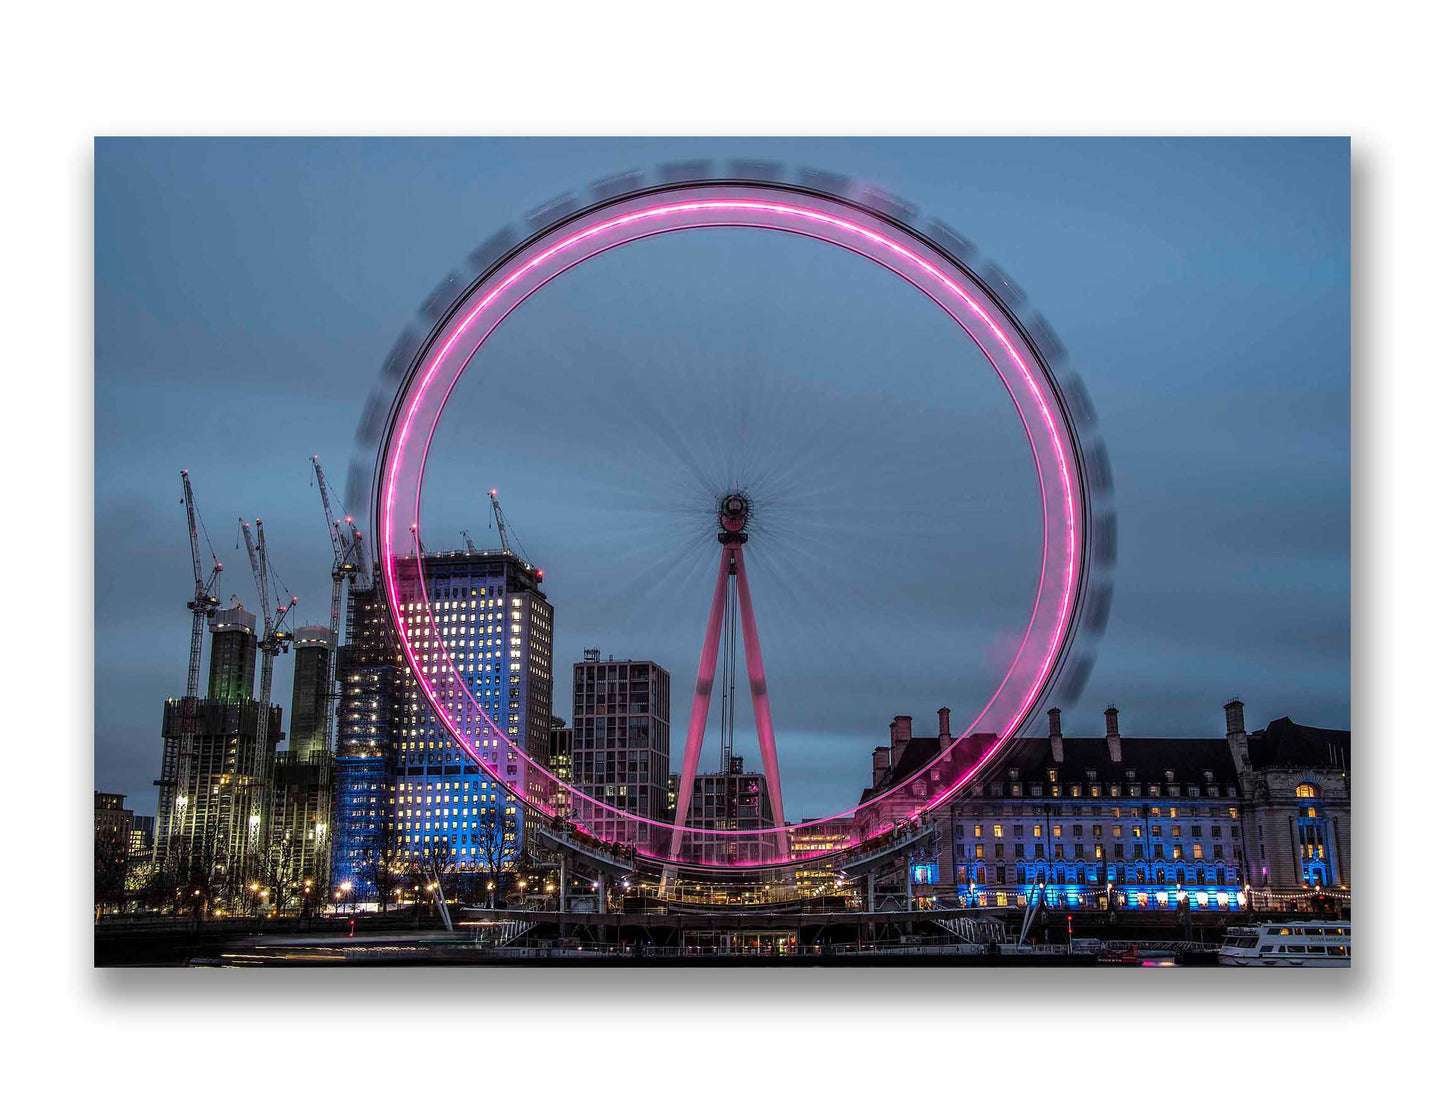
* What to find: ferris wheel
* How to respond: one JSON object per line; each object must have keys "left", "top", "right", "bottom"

{"left": 351, "top": 163, "right": 1115, "bottom": 873}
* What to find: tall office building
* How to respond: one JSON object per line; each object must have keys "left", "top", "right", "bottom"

{"left": 389, "top": 548, "right": 553, "bottom": 874}
{"left": 570, "top": 654, "right": 670, "bottom": 843}
{"left": 272, "top": 626, "right": 335, "bottom": 894}
{"left": 206, "top": 603, "right": 257, "bottom": 702}
{"left": 332, "top": 579, "right": 401, "bottom": 895}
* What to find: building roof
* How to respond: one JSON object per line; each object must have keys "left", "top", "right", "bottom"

{"left": 861, "top": 735, "right": 941, "bottom": 801}
{"left": 855, "top": 713, "right": 1351, "bottom": 806}
{"left": 1247, "top": 716, "right": 1350, "bottom": 771}
{"left": 988, "top": 736, "right": 1241, "bottom": 787}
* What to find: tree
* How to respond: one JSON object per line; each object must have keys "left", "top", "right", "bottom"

{"left": 412, "top": 840, "right": 457, "bottom": 920}
{"left": 261, "top": 835, "right": 303, "bottom": 916}
{"left": 472, "top": 817, "right": 512, "bottom": 908}
{"left": 361, "top": 842, "right": 402, "bottom": 913}
{"left": 94, "top": 828, "right": 130, "bottom": 918}
{"left": 186, "top": 819, "right": 234, "bottom": 918}
{"left": 148, "top": 820, "right": 231, "bottom": 918}
{"left": 145, "top": 836, "right": 188, "bottom": 915}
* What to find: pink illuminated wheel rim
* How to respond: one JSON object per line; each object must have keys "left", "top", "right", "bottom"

{"left": 365, "top": 173, "right": 1112, "bottom": 872}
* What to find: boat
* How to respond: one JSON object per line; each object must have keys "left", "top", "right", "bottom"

{"left": 1218, "top": 921, "right": 1350, "bottom": 966}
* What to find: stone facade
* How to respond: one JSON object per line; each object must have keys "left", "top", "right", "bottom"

{"left": 1225, "top": 700, "right": 1350, "bottom": 891}
{"left": 854, "top": 700, "right": 1351, "bottom": 909}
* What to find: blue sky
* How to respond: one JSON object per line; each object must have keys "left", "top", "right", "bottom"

{"left": 95, "top": 137, "right": 1349, "bottom": 819}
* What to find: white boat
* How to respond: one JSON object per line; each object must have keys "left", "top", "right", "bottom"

{"left": 1218, "top": 921, "right": 1350, "bottom": 967}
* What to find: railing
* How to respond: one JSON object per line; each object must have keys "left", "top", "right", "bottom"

{"left": 837, "top": 822, "right": 939, "bottom": 877}
{"left": 932, "top": 915, "right": 1009, "bottom": 945}
{"left": 535, "top": 824, "right": 637, "bottom": 874}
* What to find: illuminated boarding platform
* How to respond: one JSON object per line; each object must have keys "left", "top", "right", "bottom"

{"left": 536, "top": 822, "right": 637, "bottom": 877}
{"left": 837, "top": 821, "right": 938, "bottom": 880}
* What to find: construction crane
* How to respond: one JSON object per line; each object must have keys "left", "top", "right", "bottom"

{"left": 310, "top": 457, "right": 365, "bottom": 754}
{"left": 181, "top": 470, "right": 224, "bottom": 696}
{"left": 488, "top": 488, "right": 511, "bottom": 554}
{"left": 170, "top": 470, "right": 222, "bottom": 860}
{"left": 240, "top": 517, "right": 298, "bottom": 880}
{"left": 460, "top": 529, "right": 478, "bottom": 554}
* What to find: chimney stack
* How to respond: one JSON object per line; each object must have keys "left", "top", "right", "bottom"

{"left": 1224, "top": 698, "right": 1246, "bottom": 737}
{"left": 1224, "top": 699, "right": 1251, "bottom": 773}
{"left": 937, "top": 707, "right": 952, "bottom": 750}
{"left": 1105, "top": 705, "right": 1122, "bottom": 763}
{"left": 871, "top": 746, "right": 891, "bottom": 787}
{"left": 1048, "top": 707, "right": 1064, "bottom": 763}
{"left": 891, "top": 715, "right": 912, "bottom": 761}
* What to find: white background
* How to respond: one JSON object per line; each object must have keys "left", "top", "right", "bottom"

{"left": 2, "top": 1, "right": 1433, "bottom": 1098}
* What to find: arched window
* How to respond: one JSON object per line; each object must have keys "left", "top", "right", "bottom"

{"left": 1295, "top": 782, "right": 1319, "bottom": 799}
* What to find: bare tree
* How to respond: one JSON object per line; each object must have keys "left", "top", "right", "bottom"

{"left": 145, "top": 836, "right": 188, "bottom": 915}
{"left": 149, "top": 820, "right": 231, "bottom": 918}
{"left": 94, "top": 828, "right": 130, "bottom": 918}
{"left": 473, "top": 817, "right": 512, "bottom": 908}
{"left": 361, "top": 842, "right": 402, "bottom": 913}
{"left": 407, "top": 840, "right": 458, "bottom": 920}
{"left": 261, "top": 836, "right": 302, "bottom": 916}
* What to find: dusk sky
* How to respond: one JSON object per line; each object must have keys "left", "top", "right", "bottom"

{"left": 95, "top": 137, "right": 1350, "bottom": 821}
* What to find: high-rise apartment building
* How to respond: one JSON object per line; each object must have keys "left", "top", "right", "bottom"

{"left": 206, "top": 603, "right": 257, "bottom": 702}
{"left": 570, "top": 654, "right": 670, "bottom": 843}
{"left": 272, "top": 626, "right": 335, "bottom": 894}
{"left": 154, "top": 696, "right": 283, "bottom": 884}
{"left": 286, "top": 626, "right": 333, "bottom": 760}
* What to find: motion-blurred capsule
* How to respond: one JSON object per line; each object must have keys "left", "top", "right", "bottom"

{"left": 1083, "top": 581, "right": 1113, "bottom": 635}
{"left": 857, "top": 184, "right": 917, "bottom": 224}
{"left": 590, "top": 170, "right": 644, "bottom": 201}
{"left": 1056, "top": 653, "right": 1096, "bottom": 705}
{"left": 418, "top": 271, "right": 465, "bottom": 325}
{"left": 1094, "top": 508, "right": 1118, "bottom": 567}
{"left": 1061, "top": 372, "right": 1097, "bottom": 427}
{"left": 1086, "top": 442, "right": 1114, "bottom": 496}
{"left": 981, "top": 262, "right": 1027, "bottom": 311}
{"left": 727, "top": 159, "right": 783, "bottom": 182}
{"left": 1026, "top": 312, "right": 1068, "bottom": 367}
{"left": 380, "top": 326, "right": 419, "bottom": 382}
{"left": 467, "top": 226, "right": 519, "bottom": 272}
{"left": 659, "top": 160, "right": 712, "bottom": 183}
{"left": 527, "top": 192, "right": 579, "bottom": 232}
{"left": 796, "top": 166, "right": 850, "bottom": 196}
{"left": 925, "top": 219, "right": 977, "bottom": 262}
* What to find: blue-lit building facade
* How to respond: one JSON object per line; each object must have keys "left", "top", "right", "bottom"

{"left": 332, "top": 549, "right": 555, "bottom": 898}
{"left": 861, "top": 702, "right": 1350, "bottom": 913}
{"left": 941, "top": 707, "right": 1250, "bottom": 912}
{"left": 389, "top": 549, "right": 554, "bottom": 877}
{"left": 332, "top": 578, "right": 400, "bottom": 897}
